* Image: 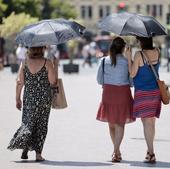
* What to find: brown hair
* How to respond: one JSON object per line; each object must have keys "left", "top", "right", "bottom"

{"left": 136, "top": 36, "right": 154, "bottom": 50}
{"left": 27, "top": 46, "right": 45, "bottom": 59}
{"left": 109, "top": 37, "right": 126, "bottom": 66}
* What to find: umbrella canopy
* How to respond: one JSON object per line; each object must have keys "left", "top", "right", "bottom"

{"left": 16, "top": 19, "right": 86, "bottom": 47}
{"left": 98, "top": 12, "right": 167, "bottom": 37}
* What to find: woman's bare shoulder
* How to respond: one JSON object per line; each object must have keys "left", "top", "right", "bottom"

{"left": 134, "top": 51, "right": 142, "bottom": 60}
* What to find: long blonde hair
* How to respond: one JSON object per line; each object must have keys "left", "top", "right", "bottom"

{"left": 27, "top": 47, "right": 45, "bottom": 59}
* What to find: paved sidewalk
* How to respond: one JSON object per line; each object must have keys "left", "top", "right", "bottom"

{"left": 0, "top": 60, "right": 170, "bottom": 169}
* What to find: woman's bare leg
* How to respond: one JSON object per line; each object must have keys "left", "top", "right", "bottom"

{"left": 108, "top": 123, "right": 115, "bottom": 145}
{"left": 113, "top": 124, "right": 125, "bottom": 155}
{"left": 109, "top": 123, "right": 125, "bottom": 155}
{"left": 141, "top": 117, "right": 156, "bottom": 155}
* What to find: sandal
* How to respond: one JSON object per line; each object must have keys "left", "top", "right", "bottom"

{"left": 145, "top": 151, "right": 150, "bottom": 160}
{"left": 144, "top": 153, "right": 156, "bottom": 164}
{"left": 35, "top": 154, "right": 45, "bottom": 162}
{"left": 112, "top": 152, "right": 122, "bottom": 160}
{"left": 112, "top": 153, "right": 122, "bottom": 163}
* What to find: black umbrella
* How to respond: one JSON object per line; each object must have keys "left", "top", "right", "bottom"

{"left": 98, "top": 12, "right": 167, "bottom": 37}
{"left": 16, "top": 19, "right": 86, "bottom": 47}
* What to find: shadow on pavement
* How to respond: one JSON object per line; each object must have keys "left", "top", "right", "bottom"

{"left": 131, "top": 137, "right": 170, "bottom": 142}
{"left": 14, "top": 160, "right": 37, "bottom": 163}
{"left": 122, "top": 160, "right": 170, "bottom": 168}
{"left": 40, "top": 160, "right": 113, "bottom": 166}
{"left": 14, "top": 160, "right": 113, "bottom": 166}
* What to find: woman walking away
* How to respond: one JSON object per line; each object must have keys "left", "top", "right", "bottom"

{"left": 127, "top": 37, "right": 161, "bottom": 163}
{"left": 96, "top": 37, "right": 135, "bottom": 163}
{"left": 7, "top": 46, "right": 57, "bottom": 161}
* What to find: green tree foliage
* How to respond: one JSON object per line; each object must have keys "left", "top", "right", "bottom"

{"left": 2, "top": 0, "right": 77, "bottom": 20}
{"left": 0, "top": 0, "right": 7, "bottom": 22}
{"left": 3, "top": 0, "right": 41, "bottom": 18}
{"left": 0, "top": 12, "right": 38, "bottom": 37}
{"left": 50, "top": 0, "right": 77, "bottom": 19}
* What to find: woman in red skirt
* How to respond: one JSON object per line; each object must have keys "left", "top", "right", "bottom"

{"left": 96, "top": 37, "right": 135, "bottom": 162}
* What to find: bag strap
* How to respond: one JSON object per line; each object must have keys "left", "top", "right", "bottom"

{"left": 140, "top": 51, "right": 147, "bottom": 65}
{"left": 141, "top": 51, "right": 159, "bottom": 80}
{"left": 102, "top": 57, "right": 105, "bottom": 84}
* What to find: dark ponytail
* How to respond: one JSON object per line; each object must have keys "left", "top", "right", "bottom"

{"left": 109, "top": 37, "right": 126, "bottom": 66}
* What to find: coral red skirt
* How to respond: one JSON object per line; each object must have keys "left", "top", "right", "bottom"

{"left": 96, "top": 84, "right": 135, "bottom": 124}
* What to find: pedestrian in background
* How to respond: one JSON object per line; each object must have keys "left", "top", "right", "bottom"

{"left": 82, "top": 41, "right": 92, "bottom": 67}
{"left": 96, "top": 37, "right": 135, "bottom": 162}
{"left": 167, "top": 47, "right": 170, "bottom": 72}
{"left": 0, "top": 36, "right": 5, "bottom": 70}
{"left": 16, "top": 44, "right": 27, "bottom": 65}
{"left": 127, "top": 36, "right": 161, "bottom": 163}
{"left": 7, "top": 46, "right": 57, "bottom": 161}
{"left": 9, "top": 44, "right": 28, "bottom": 73}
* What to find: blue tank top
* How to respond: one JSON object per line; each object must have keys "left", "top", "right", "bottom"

{"left": 133, "top": 53, "right": 159, "bottom": 91}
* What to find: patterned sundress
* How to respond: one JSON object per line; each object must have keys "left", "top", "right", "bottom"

{"left": 7, "top": 59, "right": 52, "bottom": 153}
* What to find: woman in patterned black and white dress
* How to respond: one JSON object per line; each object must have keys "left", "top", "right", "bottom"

{"left": 7, "top": 46, "right": 57, "bottom": 161}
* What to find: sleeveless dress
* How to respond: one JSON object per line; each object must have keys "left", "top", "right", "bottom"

{"left": 133, "top": 52, "right": 161, "bottom": 118}
{"left": 7, "top": 59, "right": 52, "bottom": 153}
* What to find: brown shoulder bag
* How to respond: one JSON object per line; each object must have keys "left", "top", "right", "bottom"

{"left": 141, "top": 51, "right": 170, "bottom": 105}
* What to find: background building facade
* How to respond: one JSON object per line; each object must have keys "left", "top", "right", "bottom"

{"left": 72, "top": 0, "right": 170, "bottom": 34}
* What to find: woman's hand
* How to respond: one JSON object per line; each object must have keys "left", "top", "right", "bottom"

{"left": 125, "top": 46, "right": 132, "bottom": 60}
{"left": 16, "top": 98, "right": 22, "bottom": 111}
{"left": 53, "top": 57, "right": 59, "bottom": 67}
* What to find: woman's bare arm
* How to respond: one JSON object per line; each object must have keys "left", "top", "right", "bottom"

{"left": 47, "top": 60, "right": 57, "bottom": 85}
{"left": 125, "top": 48, "right": 140, "bottom": 78}
{"left": 130, "top": 52, "right": 140, "bottom": 78}
{"left": 16, "top": 62, "right": 24, "bottom": 110}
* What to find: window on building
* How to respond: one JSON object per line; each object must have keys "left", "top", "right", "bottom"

{"left": 167, "top": 13, "right": 170, "bottom": 24}
{"left": 136, "top": 4, "right": 141, "bottom": 13}
{"left": 147, "top": 4, "right": 163, "bottom": 17}
{"left": 146, "top": 5, "right": 150, "bottom": 15}
{"left": 159, "top": 4, "right": 163, "bottom": 17}
{"left": 152, "top": 4, "right": 157, "bottom": 17}
{"left": 99, "top": 5, "right": 111, "bottom": 18}
{"left": 81, "top": 5, "right": 93, "bottom": 19}
{"left": 106, "top": 6, "right": 110, "bottom": 16}
{"left": 81, "top": 6, "right": 86, "bottom": 19}
{"left": 99, "top": 6, "right": 103, "bottom": 18}
{"left": 88, "top": 6, "right": 92, "bottom": 18}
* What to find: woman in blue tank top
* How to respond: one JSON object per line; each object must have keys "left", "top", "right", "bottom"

{"left": 126, "top": 37, "right": 161, "bottom": 163}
